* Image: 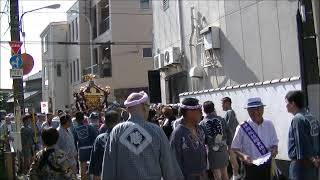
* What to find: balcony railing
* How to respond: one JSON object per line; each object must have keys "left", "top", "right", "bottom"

{"left": 82, "top": 63, "right": 111, "bottom": 80}
{"left": 99, "top": 17, "right": 110, "bottom": 35}
{"left": 83, "top": 64, "right": 99, "bottom": 76}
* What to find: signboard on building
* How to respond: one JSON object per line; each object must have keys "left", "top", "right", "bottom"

{"left": 41, "top": 102, "right": 49, "bottom": 114}
{"left": 10, "top": 69, "right": 23, "bottom": 79}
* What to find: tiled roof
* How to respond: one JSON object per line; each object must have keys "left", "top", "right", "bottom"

{"left": 24, "top": 71, "right": 42, "bottom": 81}
{"left": 7, "top": 91, "right": 40, "bottom": 103}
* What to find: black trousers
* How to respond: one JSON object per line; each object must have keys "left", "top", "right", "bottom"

{"left": 244, "top": 160, "right": 271, "bottom": 180}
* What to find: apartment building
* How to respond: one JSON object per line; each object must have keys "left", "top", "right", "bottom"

{"left": 67, "top": 0, "right": 153, "bottom": 105}
{"left": 40, "top": 22, "right": 69, "bottom": 113}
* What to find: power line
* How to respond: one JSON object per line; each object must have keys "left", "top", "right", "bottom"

{"left": 0, "top": 40, "right": 152, "bottom": 45}
{"left": 16, "top": 11, "right": 152, "bottom": 15}
{"left": 0, "top": 0, "right": 9, "bottom": 89}
{"left": 0, "top": 0, "right": 10, "bottom": 36}
{"left": 0, "top": 0, "right": 8, "bottom": 18}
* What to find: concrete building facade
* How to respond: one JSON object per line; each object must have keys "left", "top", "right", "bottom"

{"left": 66, "top": 0, "right": 91, "bottom": 104}
{"left": 67, "top": 0, "right": 153, "bottom": 105}
{"left": 40, "top": 22, "right": 69, "bottom": 113}
{"left": 152, "top": 0, "right": 306, "bottom": 103}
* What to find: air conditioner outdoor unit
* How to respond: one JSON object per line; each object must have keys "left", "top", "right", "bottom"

{"left": 164, "top": 47, "right": 181, "bottom": 66}
{"left": 153, "top": 54, "right": 164, "bottom": 69}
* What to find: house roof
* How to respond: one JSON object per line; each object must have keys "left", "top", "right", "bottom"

{"left": 7, "top": 91, "right": 41, "bottom": 103}
{"left": 40, "top": 21, "right": 67, "bottom": 37}
{"left": 24, "top": 71, "right": 42, "bottom": 82}
{"left": 0, "top": 89, "right": 13, "bottom": 93}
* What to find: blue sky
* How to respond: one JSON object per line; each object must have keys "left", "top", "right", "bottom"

{"left": 0, "top": 0, "right": 76, "bottom": 89}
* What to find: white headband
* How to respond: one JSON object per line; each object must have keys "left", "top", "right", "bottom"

{"left": 124, "top": 91, "right": 149, "bottom": 108}
{"left": 180, "top": 104, "right": 202, "bottom": 110}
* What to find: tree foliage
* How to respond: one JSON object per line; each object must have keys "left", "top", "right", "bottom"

{"left": 0, "top": 92, "right": 9, "bottom": 111}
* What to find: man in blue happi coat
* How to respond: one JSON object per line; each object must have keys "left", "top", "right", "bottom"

{"left": 88, "top": 110, "right": 121, "bottom": 180}
{"left": 73, "top": 111, "right": 98, "bottom": 180}
{"left": 101, "top": 91, "right": 184, "bottom": 180}
{"left": 285, "top": 91, "right": 320, "bottom": 180}
{"left": 170, "top": 98, "right": 208, "bottom": 180}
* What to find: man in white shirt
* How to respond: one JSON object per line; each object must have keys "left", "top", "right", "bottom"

{"left": 42, "top": 112, "right": 60, "bottom": 129}
{"left": 231, "top": 97, "right": 278, "bottom": 180}
{"left": 56, "top": 114, "right": 78, "bottom": 173}
{"left": 0, "top": 116, "right": 16, "bottom": 151}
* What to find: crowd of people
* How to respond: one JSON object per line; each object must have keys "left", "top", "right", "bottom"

{"left": 0, "top": 90, "right": 319, "bottom": 180}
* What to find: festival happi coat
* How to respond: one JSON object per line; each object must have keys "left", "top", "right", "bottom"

{"left": 101, "top": 92, "right": 184, "bottom": 180}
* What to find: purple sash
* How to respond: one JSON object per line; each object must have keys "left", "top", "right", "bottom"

{"left": 240, "top": 121, "right": 268, "bottom": 155}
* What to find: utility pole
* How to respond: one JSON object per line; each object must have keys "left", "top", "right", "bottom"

{"left": 311, "top": 0, "right": 320, "bottom": 73}
{"left": 9, "top": 0, "right": 24, "bottom": 118}
{"left": 297, "top": 0, "right": 320, "bottom": 121}
{"left": 8, "top": 0, "right": 23, "bottom": 178}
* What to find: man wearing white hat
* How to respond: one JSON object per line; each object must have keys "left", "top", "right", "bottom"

{"left": 101, "top": 91, "right": 184, "bottom": 180}
{"left": 231, "top": 97, "right": 279, "bottom": 180}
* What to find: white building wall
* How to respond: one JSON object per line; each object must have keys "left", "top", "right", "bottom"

{"left": 180, "top": 78, "right": 301, "bottom": 160}
{"left": 51, "top": 25, "right": 68, "bottom": 111}
{"left": 109, "top": 0, "right": 153, "bottom": 89}
{"left": 41, "top": 22, "right": 68, "bottom": 113}
{"left": 153, "top": 0, "right": 301, "bottom": 103}
{"left": 67, "top": 0, "right": 91, "bottom": 105}
{"left": 41, "top": 26, "right": 52, "bottom": 111}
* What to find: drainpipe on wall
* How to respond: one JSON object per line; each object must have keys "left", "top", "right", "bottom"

{"left": 297, "top": 0, "right": 320, "bottom": 109}
{"left": 311, "top": 0, "right": 320, "bottom": 75}
{"left": 189, "top": 6, "right": 196, "bottom": 91}
{"left": 177, "top": 0, "right": 185, "bottom": 55}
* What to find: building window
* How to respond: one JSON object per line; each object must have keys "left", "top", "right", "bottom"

{"left": 76, "top": 59, "right": 80, "bottom": 81}
{"left": 57, "top": 64, "right": 61, "bottom": 77}
{"left": 163, "top": 0, "right": 169, "bottom": 10}
{"left": 45, "top": 36, "right": 49, "bottom": 52}
{"left": 73, "top": 61, "right": 76, "bottom": 82}
{"left": 72, "top": 20, "right": 75, "bottom": 42}
{"left": 41, "top": 37, "right": 44, "bottom": 53}
{"left": 91, "top": 6, "right": 97, "bottom": 39}
{"left": 75, "top": 18, "right": 78, "bottom": 41}
{"left": 44, "top": 66, "right": 48, "bottom": 81}
{"left": 70, "top": 63, "right": 73, "bottom": 83}
{"left": 100, "top": 44, "right": 112, "bottom": 77}
{"left": 142, "top": 48, "right": 152, "bottom": 58}
{"left": 100, "top": 0, "right": 110, "bottom": 34}
{"left": 42, "top": 35, "right": 48, "bottom": 53}
{"left": 68, "top": 24, "right": 71, "bottom": 42}
{"left": 93, "top": 48, "right": 98, "bottom": 65}
{"left": 140, "top": 0, "right": 150, "bottom": 9}
{"left": 44, "top": 66, "right": 48, "bottom": 88}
